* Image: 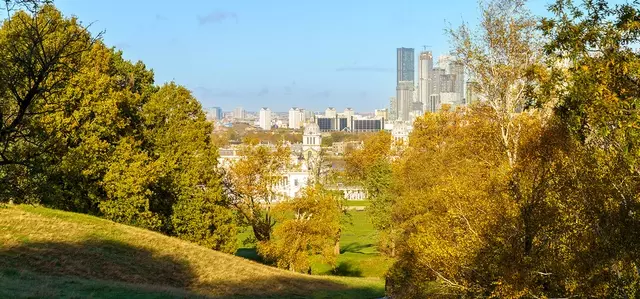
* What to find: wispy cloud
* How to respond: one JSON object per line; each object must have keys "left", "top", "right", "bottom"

{"left": 335, "top": 66, "right": 393, "bottom": 72}
{"left": 197, "top": 11, "right": 238, "bottom": 25}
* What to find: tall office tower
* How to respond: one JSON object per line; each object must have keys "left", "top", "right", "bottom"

{"left": 389, "top": 97, "right": 397, "bottom": 121}
{"left": 418, "top": 51, "right": 433, "bottom": 111}
{"left": 343, "top": 108, "right": 354, "bottom": 130}
{"left": 259, "top": 107, "right": 271, "bottom": 130}
{"left": 450, "top": 61, "right": 465, "bottom": 104}
{"left": 325, "top": 107, "right": 337, "bottom": 118}
{"left": 212, "top": 107, "right": 223, "bottom": 120}
{"left": 396, "top": 81, "right": 414, "bottom": 121}
{"left": 234, "top": 107, "right": 245, "bottom": 119}
{"left": 397, "top": 48, "right": 415, "bottom": 84}
{"left": 429, "top": 68, "right": 444, "bottom": 111}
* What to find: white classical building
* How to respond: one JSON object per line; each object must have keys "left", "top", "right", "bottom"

{"left": 218, "top": 122, "right": 323, "bottom": 201}
{"left": 392, "top": 121, "right": 410, "bottom": 145}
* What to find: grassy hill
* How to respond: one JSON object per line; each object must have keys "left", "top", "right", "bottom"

{"left": 0, "top": 205, "right": 384, "bottom": 298}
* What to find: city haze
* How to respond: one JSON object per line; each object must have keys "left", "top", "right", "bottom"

{"left": 56, "top": 0, "right": 551, "bottom": 112}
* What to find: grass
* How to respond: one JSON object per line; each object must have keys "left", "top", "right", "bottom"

{"left": 344, "top": 200, "right": 371, "bottom": 207}
{"left": 0, "top": 204, "right": 384, "bottom": 298}
{"left": 236, "top": 209, "right": 393, "bottom": 279}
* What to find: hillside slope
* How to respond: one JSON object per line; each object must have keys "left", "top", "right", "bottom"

{"left": 0, "top": 205, "right": 384, "bottom": 298}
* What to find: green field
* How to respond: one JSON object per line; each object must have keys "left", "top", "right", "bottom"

{"left": 0, "top": 205, "right": 384, "bottom": 298}
{"left": 236, "top": 209, "right": 394, "bottom": 278}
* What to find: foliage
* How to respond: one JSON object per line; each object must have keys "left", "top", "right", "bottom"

{"left": 385, "top": 1, "right": 640, "bottom": 298}
{"left": 224, "top": 143, "right": 291, "bottom": 242}
{"left": 258, "top": 184, "right": 343, "bottom": 273}
{"left": 0, "top": 3, "right": 236, "bottom": 253}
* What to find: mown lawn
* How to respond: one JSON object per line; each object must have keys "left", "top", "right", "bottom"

{"left": 236, "top": 209, "right": 394, "bottom": 278}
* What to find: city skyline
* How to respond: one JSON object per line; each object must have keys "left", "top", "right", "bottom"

{"left": 55, "top": 0, "right": 554, "bottom": 112}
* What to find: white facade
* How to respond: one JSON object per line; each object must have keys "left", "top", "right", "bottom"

{"left": 396, "top": 81, "right": 414, "bottom": 121}
{"left": 418, "top": 51, "right": 433, "bottom": 112}
{"left": 325, "top": 107, "right": 337, "bottom": 118}
{"left": 288, "top": 107, "right": 305, "bottom": 129}
{"left": 343, "top": 108, "right": 354, "bottom": 130}
{"left": 259, "top": 107, "right": 271, "bottom": 130}
{"left": 392, "top": 121, "right": 410, "bottom": 145}
{"left": 302, "top": 123, "right": 322, "bottom": 156}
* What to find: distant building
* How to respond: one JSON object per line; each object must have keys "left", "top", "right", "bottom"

{"left": 288, "top": 107, "right": 305, "bottom": 129}
{"left": 325, "top": 107, "right": 337, "bottom": 118}
{"left": 392, "top": 121, "right": 410, "bottom": 145}
{"left": 342, "top": 108, "right": 354, "bottom": 131}
{"left": 397, "top": 47, "right": 415, "bottom": 84}
{"left": 259, "top": 107, "right": 271, "bottom": 130}
{"left": 332, "top": 141, "right": 363, "bottom": 156}
{"left": 389, "top": 97, "right": 397, "bottom": 121}
{"left": 465, "top": 81, "right": 480, "bottom": 105}
{"left": 375, "top": 108, "right": 389, "bottom": 120}
{"left": 234, "top": 107, "right": 246, "bottom": 120}
{"left": 418, "top": 51, "right": 433, "bottom": 112}
{"left": 302, "top": 122, "right": 322, "bottom": 161}
{"left": 352, "top": 118, "right": 384, "bottom": 132}
{"left": 396, "top": 81, "right": 414, "bottom": 121}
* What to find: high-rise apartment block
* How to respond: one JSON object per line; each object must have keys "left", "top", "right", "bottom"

{"left": 288, "top": 107, "right": 305, "bottom": 129}
{"left": 259, "top": 107, "right": 271, "bottom": 130}
{"left": 234, "top": 107, "right": 246, "bottom": 120}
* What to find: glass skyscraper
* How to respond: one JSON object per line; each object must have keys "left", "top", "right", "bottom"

{"left": 396, "top": 47, "right": 415, "bottom": 84}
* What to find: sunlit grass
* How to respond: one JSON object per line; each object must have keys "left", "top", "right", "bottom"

{"left": 0, "top": 205, "right": 384, "bottom": 298}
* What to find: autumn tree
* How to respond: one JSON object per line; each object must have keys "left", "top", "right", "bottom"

{"left": 257, "top": 184, "right": 343, "bottom": 273}
{"left": 224, "top": 143, "right": 291, "bottom": 242}
{"left": 448, "top": 0, "right": 542, "bottom": 167}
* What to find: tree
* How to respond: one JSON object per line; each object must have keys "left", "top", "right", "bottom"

{"left": 224, "top": 143, "right": 291, "bottom": 242}
{"left": 448, "top": 0, "right": 542, "bottom": 168}
{"left": 257, "top": 184, "right": 343, "bottom": 273}
{"left": 0, "top": 1, "right": 97, "bottom": 167}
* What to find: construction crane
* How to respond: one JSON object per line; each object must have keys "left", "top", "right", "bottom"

{"left": 422, "top": 45, "right": 432, "bottom": 51}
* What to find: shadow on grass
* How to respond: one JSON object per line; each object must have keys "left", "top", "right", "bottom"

{"left": 340, "top": 242, "right": 374, "bottom": 254}
{"left": 0, "top": 239, "right": 382, "bottom": 298}
{"left": 331, "top": 261, "right": 363, "bottom": 277}
{"left": 235, "top": 247, "right": 263, "bottom": 263}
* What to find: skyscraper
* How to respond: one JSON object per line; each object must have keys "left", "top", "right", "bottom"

{"left": 259, "top": 107, "right": 271, "bottom": 130}
{"left": 396, "top": 81, "right": 414, "bottom": 121}
{"left": 397, "top": 48, "right": 415, "bottom": 84}
{"left": 418, "top": 51, "right": 433, "bottom": 112}
{"left": 212, "top": 107, "right": 223, "bottom": 120}
{"left": 389, "top": 97, "right": 397, "bottom": 121}
{"left": 234, "top": 107, "right": 246, "bottom": 120}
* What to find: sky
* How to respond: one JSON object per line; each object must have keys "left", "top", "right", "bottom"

{"left": 54, "top": 0, "right": 555, "bottom": 112}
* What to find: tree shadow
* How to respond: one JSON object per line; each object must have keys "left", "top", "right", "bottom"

{"left": 331, "top": 261, "right": 363, "bottom": 277}
{"left": 340, "top": 242, "right": 374, "bottom": 254}
{"left": 0, "top": 239, "right": 383, "bottom": 298}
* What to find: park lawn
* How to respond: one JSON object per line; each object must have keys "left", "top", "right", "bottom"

{"left": 0, "top": 204, "right": 384, "bottom": 298}
{"left": 236, "top": 209, "right": 394, "bottom": 278}
{"left": 344, "top": 200, "right": 371, "bottom": 207}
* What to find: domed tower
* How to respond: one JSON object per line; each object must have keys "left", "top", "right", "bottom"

{"left": 302, "top": 122, "right": 321, "bottom": 160}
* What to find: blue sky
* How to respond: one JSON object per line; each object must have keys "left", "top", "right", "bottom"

{"left": 55, "top": 0, "right": 554, "bottom": 112}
